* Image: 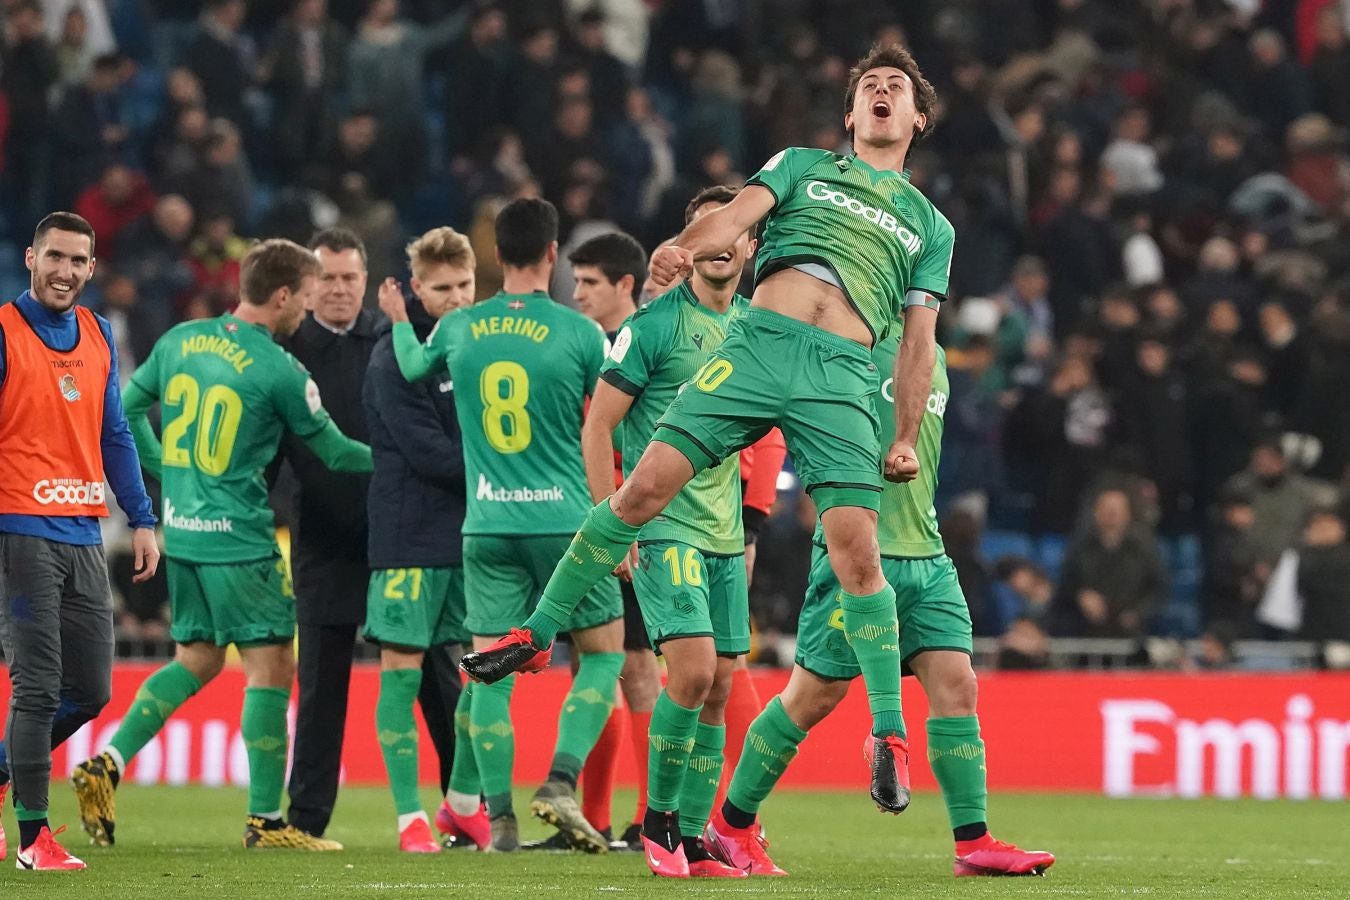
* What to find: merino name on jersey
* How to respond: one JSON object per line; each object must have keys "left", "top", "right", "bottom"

{"left": 437, "top": 291, "right": 607, "bottom": 536}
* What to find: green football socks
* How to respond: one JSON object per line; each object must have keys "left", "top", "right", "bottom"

{"left": 725, "top": 696, "right": 807, "bottom": 817}
{"left": 107, "top": 661, "right": 203, "bottom": 765}
{"left": 548, "top": 652, "right": 623, "bottom": 786}
{"left": 927, "top": 716, "right": 988, "bottom": 829}
{"left": 448, "top": 681, "right": 481, "bottom": 798}
{"left": 646, "top": 692, "right": 701, "bottom": 813}
{"left": 678, "top": 721, "right": 725, "bottom": 838}
{"left": 241, "top": 686, "right": 290, "bottom": 817}
{"left": 523, "top": 501, "right": 640, "bottom": 648}
{"left": 376, "top": 668, "right": 424, "bottom": 816}
{"left": 840, "top": 586, "right": 904, "bottom": 737}
{"left": 470, "top": 675, "right": 516, "bottom": 818}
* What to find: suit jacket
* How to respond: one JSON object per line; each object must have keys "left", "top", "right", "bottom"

{"left": 281, "top": 309, "right": 383, "bottom": 624}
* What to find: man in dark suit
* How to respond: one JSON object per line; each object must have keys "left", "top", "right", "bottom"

{"left": 279, "top": 227, "right": 381, "bottom": 838}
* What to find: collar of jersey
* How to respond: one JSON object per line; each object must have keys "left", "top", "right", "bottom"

{"left": 494, "top": 290, "right": 551, "bottom": 302}
{"left": 845, "top": 154, "right": 912, "bottom": 182}
{"left": 675, "top": 280, "right": 742, "bottom": 318}
{"left": 223, "top": 313, "right": 268, "bottom": 335}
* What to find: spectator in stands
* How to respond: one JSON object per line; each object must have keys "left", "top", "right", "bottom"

{"left": 1223, "top": 438, "right": 1339, "bottom": 573}
{"left": 306, "top": 108, "right": 407, "bottom": 209}
{"left": 571, "top": 8, "right": 630, "bottom": 128}
{"left": 994, "top": 255, "right": 1054, "bottom": 371}
{"left": 1055, "top": 486, "right": 1168, "bottom": 638}
{"left": 1118, "top": 334, "right": 1194, "bottom": 534}
{"left": 73, "top": 161, "right": 157, "bottom": 257}
{"left": 1, "top": 0, "right": 60, "bottom": 228}
{"left": 1005, "top": 354, "right": 1114, "bottom": 536}
{"left": 941, "top": 509, "right": 997, "bottom": 637}
{"left": 50, "top": 52, "right": 132, "bottom": 208}
{"left": 996, "top": 617, "right": 1050, "bottom": 670}
{"left": 258, "top": 0, "right": 348, "bottom": 180}
{"left": 1258, "top": 299, "right": 1308, "bottom": 418}
{"left": 606, "top": 85, "right": 674, "bottom": 233}
{"left": 1246, "top": 29, "right": 1312, "bottom": 140}
{"left": 995, "top": 557, "right": 1055, "bottom": 629}
{"left": 1309, "top": 6, "right": 1350, "bottom": 129}
{"left": 166, "top": 117, "right": 254, "bottom": 229}
{"left": 1100, "top": 105, "right": 1163, "bottom": 197}
{"left": 1191, "top": 350, "right": 1269, "bottom": 515}
{"left": 184, "top": 210, "right": 247, "bottom": 316}
{"left": 1295, "top": 505, "right": 1350, "bottom": 646}
{"left": 530, "top": 95, "right": 610, "bottom": 209}
{"left": 181, "top": 0, "right": 254, "bottom": 128}
{"left": 505, "top": 22, "right": 560, "bottom": 139}
{"left": 1201, "top": 487, "right": 1261, "bottom": 635}
{"left": 347, "top": 0, "right": 466, "bottom": 190}
{"left": 442, "top": 4, "right": 509, "bottom": 161}
{"left": 115, "top": 193, "right": 195, "bottom": 333}
{"left": 148, "top": 67, "right": 205, "bottom": 172}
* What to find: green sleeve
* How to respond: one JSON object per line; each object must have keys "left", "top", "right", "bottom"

{"left": 581, "top": 320, "right": 607, "bottom": 393}
{"left": 299, "top": 418, "right": 374, "bottom": 473}
{"left": 391, "top": 318, "right": 452, "bottom": 382}
{"left": 910, "top": 213, "right": 955, "bottom": 299}
{"left": 745, "top": 147, "right": 822, "bottom": 206}
{"left": 599, "top": 308, "right": 669, "bottom": 397}
{"left": 121, "top": 378, "right": 163, "bottom": 481}
{"left": 272, "top": 355, "right": 333, "bottom": 439}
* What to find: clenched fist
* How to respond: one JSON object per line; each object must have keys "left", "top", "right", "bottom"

{"left": 883, "top": 441, "right": 920, "bottom": 483}
{"left": 649, "top": 245, "right": 695, "bottom": 289}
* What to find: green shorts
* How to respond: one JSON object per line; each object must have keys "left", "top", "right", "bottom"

{"left": 795, "top": 544, "right": 972, "bottom": 680}
{"left": 167, "top": 554, "right": 295, "bottom": 648}
{"left": 632, "top": 541, "right": 749, "bottom": 656}
{"left": 653, "top": 307, "right": 882, "bottom": 513}
{"left": 364, "top": 565, "right": 468, "bottom": 650}
{"left": 463, "top": 534, "right": 622, "bottom": 637}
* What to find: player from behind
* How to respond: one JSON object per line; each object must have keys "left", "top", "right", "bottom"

{"left": 380, "top": 198, "right": 624, "bottom": 854}
{"left": 578, "top": 186, "right": 756, "bottom": 878}
{"left": 706, "top": 332, "right": 1055, "bottom": 878}
{"left": 364, "top": 227, "right": 483, "bottom": 853}
{"left": 464, "top": 42, "right": 954, "bottom": 817}
{"left": 71, "top": 240, "right": 373, "bottom": 851}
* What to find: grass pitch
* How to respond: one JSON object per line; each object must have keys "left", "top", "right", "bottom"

{"left": 1, "top": 785, "right": 1342, "bottom": 898}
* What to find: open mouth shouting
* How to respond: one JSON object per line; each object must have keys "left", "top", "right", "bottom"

{"left": 872, "top": 99, "right": 893, "bottom": 119}
{"left": 710, "top": 251, "right": 734, "bottom": 264}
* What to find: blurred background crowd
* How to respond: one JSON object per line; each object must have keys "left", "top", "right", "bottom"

{"left": 2, "top": 0, "right": 1348, "bottom": 669}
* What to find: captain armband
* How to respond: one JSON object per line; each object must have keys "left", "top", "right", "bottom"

{"left": 903, "top": 289, "right": 942, "bottom": 311}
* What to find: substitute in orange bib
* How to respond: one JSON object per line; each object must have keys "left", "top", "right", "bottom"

{"left": 0, "top": 212, "right": 160, "bottom": 871}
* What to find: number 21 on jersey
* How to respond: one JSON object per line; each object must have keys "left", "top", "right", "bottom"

{"left": 480, "top": 360, "right": 532, "bottom": 453}
{"left": 162, "top": 374, "right": 243, "bottom": 475}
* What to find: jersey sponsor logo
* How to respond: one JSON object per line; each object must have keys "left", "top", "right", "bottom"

{"left": 179, "top": 334, "right": 254, "bottom": 374}
{"left": 475, "top": 473, "right": 564, "bottom": 503}
{"left": 58, "top": 373, "right": 81, "bottom": 402}
{"left": 804, "top": 181, "right": 924, "bottom": 256}
{"left": 31, "top": 478, "right": 104, "bottom": 506}
{"left": 49, "top": 359, "right": 83, "bottom": 369}
{"left": 880, "top": 378, "right": 947, "bottom": 417}
{"left": 610, "top": 326, "right": 633, "bottom": 362}
{"left": 469, "top": 315, "right": 550, "bottom": 342}
{"left": 163, "top": 498, "right": 234, "bottom": 533}
{"left": 304, "top": 378, "right": 323, "bottom": 415}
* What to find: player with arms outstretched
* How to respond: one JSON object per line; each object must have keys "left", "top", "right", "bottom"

{"left": 464, "top": 43, "right": 953, "bottom": 817}
{"left": 707, "top": 332, "right": 1056, "bottom": 877}
{"left": 381, "top": 198, "right": 624, "bottom": 853}
{"left": 72, "top": 240, "right": 372, "bottom": 851}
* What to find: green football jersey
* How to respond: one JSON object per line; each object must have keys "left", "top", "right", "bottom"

{"left": 747, "top": 147, "right": 955, "bottom": 343}
{"left": 601, "top": 283, "right": 750, "bottom": 555}
{"left": 813, "top": 332, "right": 948, "bottom": 558}
{"left": 436, "top": 291, "right": 605, "bottom": 536}
{"left": 130, "top": 314, "right": 333, "bottom": 563}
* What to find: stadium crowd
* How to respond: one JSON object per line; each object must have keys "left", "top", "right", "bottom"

{"left": 2, "top": 0, "right": 1349, "bottom": 665}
